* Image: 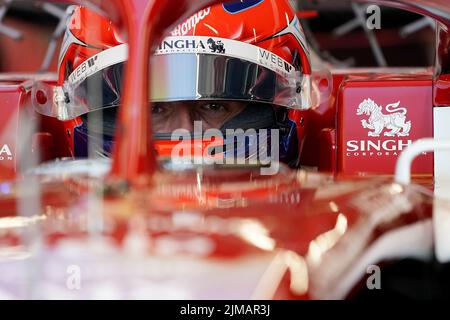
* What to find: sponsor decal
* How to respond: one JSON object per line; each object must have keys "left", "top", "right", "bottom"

{"left": 155, "top": 36, "right": 296, "bottom": 78}
{"left": 346, "top": 139, "right": 413, "bottom": 157}
{"left": 357, "top": 98, "right": 411, "bottom": 137}
{"left": 156, "top": 38, "right": 226, "bottom": 54}
{"left": 207, "top": 38, "right": 225, "bottom": 54}
{"left": 258, "top": 49, "right": 293, "bottom": 73}
{"left": 87, "top": 56, "right": 98, "bottom": 68}
{"left": 0, "top": 144, "right": 13, "bottom": 161}
{"left": 68, "top": 55, "right": 99, "bottom": 84}
{"left": 157, "top": 38, "right": 206, "bottom": 51}
{"left": 346, "top": 98, "right": 414, "bottom": 158}
{"left": 170, "top": 8, "right": 211, "bottom": 36}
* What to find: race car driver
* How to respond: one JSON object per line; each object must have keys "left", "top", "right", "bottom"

{"left": 54, "top": 0, "right": 312, "bottom": 167}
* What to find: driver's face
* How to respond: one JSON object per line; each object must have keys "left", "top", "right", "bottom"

{"left": 152, "top": 101, "right": 247, "bottom": 133}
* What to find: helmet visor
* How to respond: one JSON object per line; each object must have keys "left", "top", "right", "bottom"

{"left": 33, "top": 37, "right": 310, "bottom": 121}
{"left": 150, "top": 52, "right": 304, "bottom": 108}
{"left": 150, "top": 36, "right": 308, "bottom": 109}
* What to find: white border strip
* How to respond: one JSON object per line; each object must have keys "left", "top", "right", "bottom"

{"left": 434, "top": 107, "right": 450, "bottom": 186}
{"left": 433, "top": 107, "right": 450, "bottom": 263}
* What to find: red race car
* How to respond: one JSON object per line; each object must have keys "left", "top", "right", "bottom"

{"left": 0, "top": 0, "right": 449, "bottom": 300}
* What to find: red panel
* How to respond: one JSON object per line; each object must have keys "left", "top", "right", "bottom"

{"left": 337, "top": 76, "right": 434, "bottom": 177}
{"left": 38, "top": 115, "right": 82, "bottom": 159}
{"left": 318, "top": 128, "right": 336, "bottom": 173}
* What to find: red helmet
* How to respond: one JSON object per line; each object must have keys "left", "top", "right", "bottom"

{"left": 46, "top": 1, "right": 312, "bottom": 166}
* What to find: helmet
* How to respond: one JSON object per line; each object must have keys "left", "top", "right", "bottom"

{"left": 47, "top": 0, "right": 312, "bottom": 166}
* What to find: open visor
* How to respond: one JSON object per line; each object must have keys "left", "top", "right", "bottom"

{"left": 33, "top": 37, "right": 311, "bottom": 121}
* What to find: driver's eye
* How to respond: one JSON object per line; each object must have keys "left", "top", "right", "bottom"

{"left": 201, "top": 103, "right": 226, "bottom": 112}
{"left": 152, "top": 105, "right": 165, "bottom": 114}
